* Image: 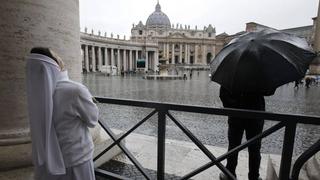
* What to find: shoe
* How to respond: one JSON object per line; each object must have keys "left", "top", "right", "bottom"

{"left": 219, "top": 173, "right": 234, "bottom": 180}
{"left": 219, "top": 173, "right": 228, "bottom": 180}
{"left": 249, "top": 178, "right": 262, "bottom": 180}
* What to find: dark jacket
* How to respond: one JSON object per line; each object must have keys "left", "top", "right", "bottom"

{"left": 219, "top": 86, "right": 265, "bottom": 111}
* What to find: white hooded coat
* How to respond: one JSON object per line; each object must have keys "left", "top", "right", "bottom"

{"left": 26, "top": 53, "right": 66, "bottom": 174}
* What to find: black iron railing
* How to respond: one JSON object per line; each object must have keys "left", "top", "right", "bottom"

{"left": 93, "top": 97, "right": 320, "bottom": 180}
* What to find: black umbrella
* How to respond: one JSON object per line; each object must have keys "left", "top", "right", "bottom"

{"left": 210, "top": 29, "right": 316, "bottom": 96}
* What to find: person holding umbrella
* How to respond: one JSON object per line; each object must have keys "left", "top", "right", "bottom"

{"left": 210, "top": 29, "right": 316, "bottom": 180}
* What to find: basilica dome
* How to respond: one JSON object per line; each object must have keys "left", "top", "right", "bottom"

{"left": 146, "top": 3, "right": 171, "bottom": 28}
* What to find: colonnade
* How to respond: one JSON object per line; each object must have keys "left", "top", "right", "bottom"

{"left": 81, "top": 44, "right": 158, "bottom": 74}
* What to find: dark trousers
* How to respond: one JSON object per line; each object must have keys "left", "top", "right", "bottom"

{"left": 226, "top": 117, "right": 264, "bottom": 180}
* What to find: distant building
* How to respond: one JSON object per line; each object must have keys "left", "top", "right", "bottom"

{"left": 131, "top": 2, "right": 217, "bottom": 66}
{"left": 222, "top": 22, "right": 315, "bottom": 47}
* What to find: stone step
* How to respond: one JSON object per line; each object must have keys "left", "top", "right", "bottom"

{"left": 266, "top": 152, "right": 320, "bottom": 180}
{"left": 305, "top": 153, "right": 320, "bottom": 180}
{"left": 92, "top": 125, "right": 124, "bottom": 168}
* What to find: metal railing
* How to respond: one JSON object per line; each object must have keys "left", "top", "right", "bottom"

{"left": 93, "top": 97, "right": 320, "bottom": 180}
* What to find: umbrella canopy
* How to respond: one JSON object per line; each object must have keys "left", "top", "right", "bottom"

{"left": 210, "top": 29, "right": 316, "bottom": 96}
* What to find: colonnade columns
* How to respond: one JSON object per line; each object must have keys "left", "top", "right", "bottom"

{"left": 98, "top": 47, "right": 102, "bottom": 71}
{"left": 104, "top": 47, "right": 108, "bottom": 66}
{"left": 117, "top": 49, "right": 121, "bottom": 74}
{"left": 195, "top": 45, "right": 199, "bottom": 65}
{"left": 111, "top": 48, "right": 114, "bottom": 68}
{"left": 123, "top": 50, "right": 127, "bottom": 72}
{"left": 171, "top": 44, "right": 175, "bottom": 64}
{"left": 185, "top": 44, "right": 189, "bottom": 64}
{"left": 129, "top": 50, "right": 133, "bottom": 71}
{"left": 145, "top": 50, "right": 149, "bottom": 72}
{"left": 91, "top": 46, "right": 96, "bottom": 72}
{"left": 179, "top": 44, "right": 183, "bottom": 63}
{"left": 85, "top": 45, "right": 89, "bottom": 72}
{"left": 0, "top": 0, "right": 81, "bottom": 175}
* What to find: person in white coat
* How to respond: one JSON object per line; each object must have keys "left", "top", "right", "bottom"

{"left": 26, "top": 47, "right": 99, "bottom": 180}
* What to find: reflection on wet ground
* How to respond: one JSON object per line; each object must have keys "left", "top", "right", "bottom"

{"left": 82, "top": 71, "right": 320, "bottom": 155}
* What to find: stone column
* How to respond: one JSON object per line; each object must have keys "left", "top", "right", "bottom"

{"left": 145, "top": 50, "right": 149, "bottom": 72}
{"left": 117, "top": 49, "right": 121, "bottom": 74}
{"left": 166, "top": 43, "right": 170, "bottom": 64}
{"left": 104, "top": 47, "right": 108, "bottom": 66}
{"left": 98, "top": 47, "right": 102, "bottom": 71}
{"left": 195, "top": 44, "right": 199, "bottom": 64}
{"left": 129, "top": 50, "right": 133, "bottom": 71}
{"left": 0, "top": 0, "right": 81, "bottom": 173}
{"left": 202, "top": 45, "right": 207, "bottom": 65}
{"left": 185, "top": 44, "right": 189, "bottom": 64}
{"left": 135, "top": 50, "right": 139, "bottom": 69}
{"left": 154, "top": 50, "right": 159, "bottom": 71}
{"left": 212, "top": 46, "right": 216, "bottom": 60}
{"left": 163, "top": 43, "right": 166, "bottom": 59}
{"left": 85, "top": 45, "right": 89, "bottom": 72}
{"left": 123, "top": 50, "right": 127, "bottom": 72}
{"left": 179, "top": 44, "right": 183, "bottom": 63}
{"left": 91, "top": 46, "right": 96, "bottom": 72}
{"left": 171, "top": 44, "right": 175, "bottom": 64}
{"left": 111, "top": 48, "right": 114, "bottom": 67}
{"left": 310, "top": 1, "right": 320, "bottom": 74}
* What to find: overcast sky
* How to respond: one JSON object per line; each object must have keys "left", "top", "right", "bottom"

{"left": 80, "top": 0, "right": 318, "bottom": 38}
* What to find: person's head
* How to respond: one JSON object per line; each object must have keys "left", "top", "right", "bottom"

{"left": 30, "top": 47, "right": 65, "bottom": 71}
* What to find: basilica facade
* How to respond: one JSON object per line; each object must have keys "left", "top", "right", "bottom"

{"left": 131, "top": 2, "right": 217, "bottom": 66}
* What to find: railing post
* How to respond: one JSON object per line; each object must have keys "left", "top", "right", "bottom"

{"left": 157, "top": 107, "right": 166, "bottom": 180}
{"left": 279, "top": 122, "right": 297, "bottom": 180}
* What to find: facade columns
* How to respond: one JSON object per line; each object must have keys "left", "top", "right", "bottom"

{"left": 202, "top": 45, "right": 207, "bottom": 64}
{"left": 145, "top": 50, "right": 148, "bottom": 72}
{"left": 195, "top": 45, "right": 199, "bottom": 64}
{"left": 154, "top": 50, "right": 159, "bottom": 71}
{"left": 212, "top": 46, "right": 216, "bottom": 60}
{"left": 185, "top": 44, "right": 189, "bottom": 64}
{"left": 179, "top": 44, "right": 183, "bottom": 63}
{"left": 171, "top": 44, "right": 175, "bottom": 64}
{"left": 98, "top": 47, "right": 102, "bottom": 71}
{"left": 85, "top": 45, "right": 89, "bottom": 72}
{"left": 117, "top": 49, "right": 121, "bottom": 73}
{"left": 163, "top": 43, "right": 166, "bottom": 59}
{"left": 166, "top": 43, "right": 169, "bottom": 64}
{"left": 135, "top": 50, "right": 139, "bottom": 69}
{"left": 91, "top": 46, "right": 96, "bottom": 72}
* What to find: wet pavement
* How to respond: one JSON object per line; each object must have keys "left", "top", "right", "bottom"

{"left": 82, "top": 71, "right": 320, "bottom": 155}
